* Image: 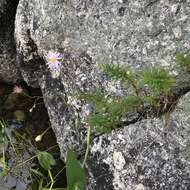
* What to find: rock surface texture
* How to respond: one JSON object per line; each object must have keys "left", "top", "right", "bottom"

{"left": 0, "top": 0, "right": 20, "bottom": 82}
{"left": 88, "top": 94, "right": 190, "bottom": 189}
{"left": 0, "top": 0, "right": 190, "bottom": 189}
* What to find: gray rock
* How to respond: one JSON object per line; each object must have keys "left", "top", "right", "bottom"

{"left": 5, "top": 175, "right": 17, "bottom": 188}
{"left": 9, "top": 0, "right": 190, "bottom": 189}
{"left": 0, "top": 0, "right": 21, "bottom": 82}
{"left": 88, "top": 97, "right": 190, "bottom": 189}
{"left": 15, "top": 0, "right": 190, "bottom": 152}
{"left": 16, "top": 180, "right": 27, "bottom": 190}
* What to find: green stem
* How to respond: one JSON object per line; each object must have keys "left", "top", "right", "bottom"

{"left": 41, "top": 127, "right": 51, "bottom": 137}
{"left": 48, "top": 170, "right": 54, "bottom": 190}
{"left": 0, "top": 120, "right": 6, "bottom": 170}
{"left": 16, "top": 155, "right": 37, "bottom": 167}
{"left": 16, "top": 144, "right": 58, "bottom": 167}
{"left": 82, "top": 126, "right": 91, "bottom": 167}
{"left": 45, "top": 166, "right": 66, "bottom": 188}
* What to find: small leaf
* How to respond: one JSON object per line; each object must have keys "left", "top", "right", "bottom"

{"left": 0, "top": 169, "right": 8, "bottom": 177}
{"left": 37, "top": 151, "right": 56, "bottom": 171}
{"left": 66, "top": 150, "right": 87, "bottom": 190}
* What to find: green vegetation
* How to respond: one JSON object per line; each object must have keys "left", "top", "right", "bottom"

{"left": 79, "top": 64, "right": 175, "bottom": 134}
{"left": 0, "top": 119, "right": 64, "bottom": 190}
{"left": 0, "top": 119, "right": 87, "bottom": 190}
{"left": 101, "top": 63, "right": 139, "bottom": 95}
{"left": 141, "top": 68, "right": 174, "bottom": 95}
{"left": 0, "top": 120, "right": 9, "bottom": 177}
{"left": 37, "top": 151, "right": 56, "bottom": 171}
{"left": 66, "top": 150, "right": 87, "bottom": 190}
{"left": 176, "top": 53, "right": 190, "bottom": 73}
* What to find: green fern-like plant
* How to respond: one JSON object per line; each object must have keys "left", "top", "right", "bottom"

{"left": 101, "top": 64, "right": 135, "bottom": 82}
{"left": 79, "top": 89, "right": 107, "bottom": 112}
{"left": 87, "top": 114, "right": 113, "bottom": 133}
{"left": 176, "top": 53, "right": 190, "bottom": 73}
{"left": 101, "top": 64, "right": 140, "bottom": 95}
{"left": 141, "top": 68, "right": 174, "bottom": 95}
{"left": 79, "top": 64, "right": 174, "bottom": 134}
{"left": 81, "top": 92, "right": 143, "bottom": 133}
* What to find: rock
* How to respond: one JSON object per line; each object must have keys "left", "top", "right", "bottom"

{"left": 135, "top": 184, "right": 145, "bottom": 190}
{"left": 8, "top": 0, "right": 190, "bottom": 189}
{"left": 88, "top": 92, "right": 190, "bottom": 189}
{"left": 0, "top": 0, "right": 21, "bottom": 82}
{"left": 113, "top": 151, "right": 126, "bottom": 171}
{"left": 15, "top": 0, "right": 190, "bottom": 153}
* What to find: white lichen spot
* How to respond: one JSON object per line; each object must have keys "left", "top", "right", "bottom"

{"left": 91, "top": 138, "right": 104, "bottom": 153}
{"left": 51, "top": 68, "right": 61, "bottom": 78}
{"left": 113, "top": 151, "right": 126, "bottom": 170}
{"left": 67, "top": 96, "right": 81, "bottom": 109}
{"left": 171, "top": 4, "right": 179, "bottom": 14}
{"left": 113, "top": 171, "right": 126, "bottom": 190}
{"left": 103, "top": 155, "right": 113, "bottom": 166}
{"left": 82, "top": 104, "right": 93, "bottom": 116}
{"left": 173, "top": 26, "right": 182, "bottom": 39}
{"left": 135, "top": 183, "right": 145, "bottom": 190}
{"left": 169, "top": 70, "right": 178, "bottom": 76}
{"left": 108, "top": 84, "right": 117, "bottom": 93}
{"left": 160, "top": 59, "right": 170, "bottom": 67}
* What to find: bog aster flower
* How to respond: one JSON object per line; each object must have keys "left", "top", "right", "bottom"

{"left": 47, "top": 52, "right": 62, "bottom": 70}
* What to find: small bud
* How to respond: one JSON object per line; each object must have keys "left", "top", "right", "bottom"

{"left": 35, "top": 135, "right": 43, "bottom": 142}
{"left": 29, "top": 105, "right": 36, "bottom": 112}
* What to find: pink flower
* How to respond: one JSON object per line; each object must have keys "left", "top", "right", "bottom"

{"left": 12, "top": 85, "right": 23, "bottom": 94}
{"left": 46, "top": 52, "right": 62, "bottom": 70}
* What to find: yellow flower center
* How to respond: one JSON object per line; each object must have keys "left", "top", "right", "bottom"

{"left": 49, "top": 57, "right": 57, "bottom": 64}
